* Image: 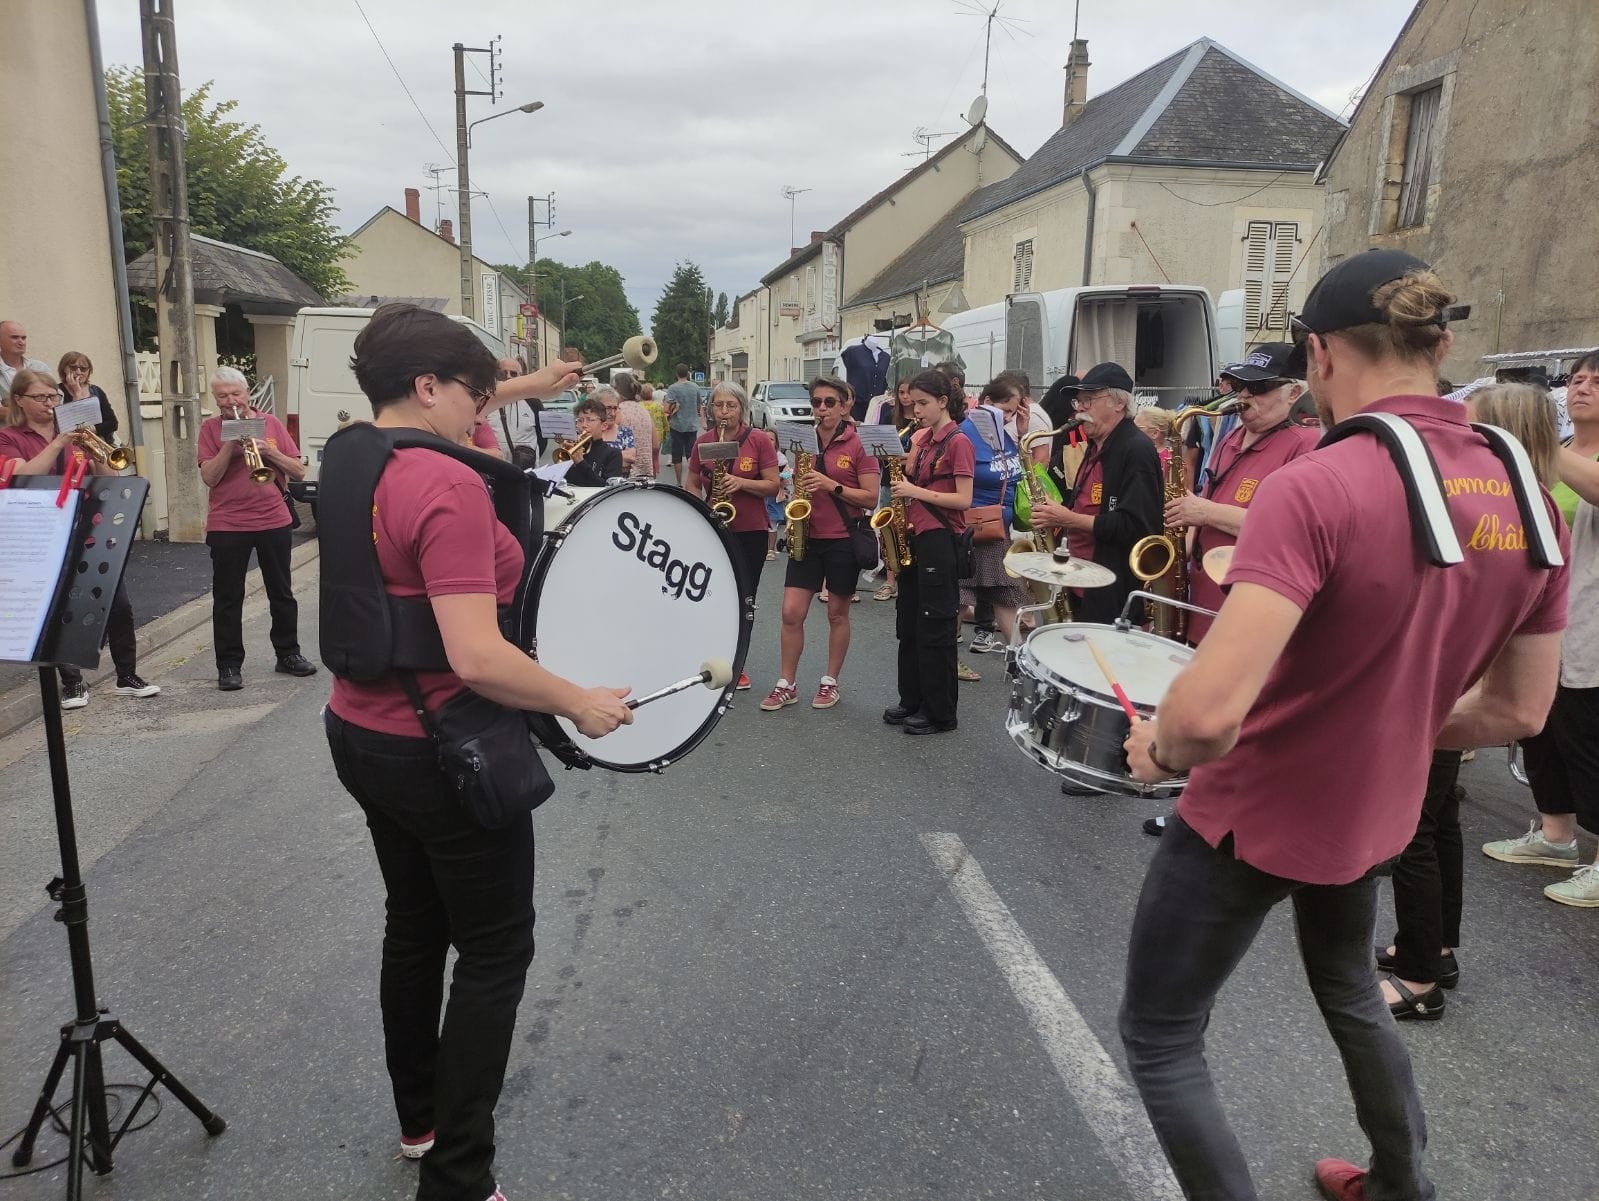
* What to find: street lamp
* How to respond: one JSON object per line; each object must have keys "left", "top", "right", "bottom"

{"left": 456, "top": 98, "right": 544, "bottom": 318}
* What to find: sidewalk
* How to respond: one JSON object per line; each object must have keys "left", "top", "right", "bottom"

{"left": 0, "top": 533, "right": 319, "bottom": 739}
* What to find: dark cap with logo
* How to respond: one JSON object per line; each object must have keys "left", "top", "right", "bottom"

{"left": 1220, "top": 342, "right": 1300, "bottom": 383}
{"left": 1296, "top": 248, "right": 1434, "bottom": 336}
{"left": 1077, "top": 362, "right": 1135, "bottom": 393}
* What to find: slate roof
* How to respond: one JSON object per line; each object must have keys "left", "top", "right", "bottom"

{"left": 845, "top": 207, "right": 969, "bottom": 309}
{"left": 126, "top": 234, "right": 323, "bottom": 312}
{"left": 340, "top": 294, "right": 449, "bottom": 311}
{"left": 962, "top": 38, "right": 1345, "bottom": 224}
{"left": 760, "top": 122, "right": 1024, "bottom": 286}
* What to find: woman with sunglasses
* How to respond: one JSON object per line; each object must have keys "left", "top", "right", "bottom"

{"left": 1160, "top": 342, "right": 1319, "bottom": 646}
{"left": 1, "top": 370, "right": 159, "bottom": 705}
{"left": 688, "top": 381, "right": 780, "bottom": 692}
{"left": 882, "top": 369, "right": 974, "bottom": 736}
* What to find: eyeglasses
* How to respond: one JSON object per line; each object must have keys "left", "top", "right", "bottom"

{"left": 811, "top": 396, "right": 843, "bottom": 409}
{"left": 446, "top": 377, "right": 495, "bottom": 414}
{"left": 22, "top": 391, "right": 61, "bottom": 403}
{"left": 1239, "top": 378, "right": 1289, "bottom": 396}
{"left": 603, "top": 404, "right": 619, "bottom": 414}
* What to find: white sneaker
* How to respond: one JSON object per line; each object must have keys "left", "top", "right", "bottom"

{"left": 1544, "top": 861, "right": 1599, "bottom": 908}
{"left": 1482, "top": 821, "right": 1580, "bottom": 867}
{"left": 115, "top": 674, "right": 161, "bottom": 698}
{"left": 60, "top": 682, "right": 88, "bottom": 710}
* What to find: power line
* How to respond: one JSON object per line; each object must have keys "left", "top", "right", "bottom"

{"left": 482, "top": 192, "right": 521, "bottom": 262}
{"left": 351, "top": 0, "right": 455, "bottom": 165}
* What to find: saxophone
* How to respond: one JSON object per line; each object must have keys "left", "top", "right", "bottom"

{"left": 784, "top": 446, "right": 813, "bottom": 562}
{"left": 1128, "top": 400, "right": 1240, "bottom": 641}
{"left": 709, "top": 421, "right": 736, "bottom": 525}
{"left": 1007, "top": 421, "right": 1083, "bottom": 621}
{"left": 870, "top": 455, "right": 912, "bottom": 568}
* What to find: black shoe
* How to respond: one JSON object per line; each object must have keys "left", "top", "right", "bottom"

{"left": 1060, "top": 780, "right": 1100, "bottom": 796}
{"left": 217, "top": 667, "right": 243, "bottom": 691}
{"left": 903, "top": 713, "right": 957, "bottom": 735}
{"left": 1385, "top": 976, "right": 1446, "bottom": 1021}
{"left": 1375, "top": 947, "right": 1459, "bottom": 990}
{"left": 1142, "top": 815, "right": 1168, "bottom": 837}
{"left": 883, "top": 705, "right": 916, "bottom": 725}
{"left": 275, "top": 653, "right": 318, "bottom": 677}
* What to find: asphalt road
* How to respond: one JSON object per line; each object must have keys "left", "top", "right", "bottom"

{"left": 1, "top": 551, "right": 1596, "bottom": 1201}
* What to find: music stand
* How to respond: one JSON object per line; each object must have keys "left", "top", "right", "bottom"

{"left": 2, "top": 475, "right": 224, "bottom": 1200}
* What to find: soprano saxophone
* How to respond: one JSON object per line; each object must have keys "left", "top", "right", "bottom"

{"left": 870, "top": 455, "right": 912, "bottom": 569}
{"left": 784, "top": 446, "right": 813, "bottom": 562}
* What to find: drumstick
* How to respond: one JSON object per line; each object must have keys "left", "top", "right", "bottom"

{"left": 1085, "top": 637, "right": 1142, "bottom": 725}
{"left": 626, "top": 658, "right": 735, "bottom": 710}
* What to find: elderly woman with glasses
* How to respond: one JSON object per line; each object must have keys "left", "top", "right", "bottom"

{"left": 589, "top": 385, "right": 637, "bottom": 472}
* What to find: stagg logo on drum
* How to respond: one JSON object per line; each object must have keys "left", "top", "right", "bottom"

{"left": 612, "top": 511, "right": 713, "bottom": 601}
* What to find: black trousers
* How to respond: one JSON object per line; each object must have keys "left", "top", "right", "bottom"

{"left": 206, "top": 524, "right": 298, "bottom": 669}
{"left": 325, "top": 709, "right": 535, "bottom": 1201}
{"left": 1388, "top": 750, "right": 1464, "bottom": 984}
{"left": 895, "top": 529, "right": 960, "bottom": 726}
{"left": 730, "top": 529, "right": 768, "bottom": 601}
{"left": 57, "top": 576, "right": 137, "bottom": 686}
{"left": 1519, "top": 684, "right": 1599, "bottom": 834}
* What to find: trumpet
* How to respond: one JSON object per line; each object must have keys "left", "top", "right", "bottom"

{"left": 241, "top": 437, "right": 274, "bottom": 484}
{"left": 552, "top": 433, "right": 593, "bottom": 463}
{"left": 66, "top": 427, "right": 129, "bottom": 471}
{"left": 582, "top": 335, "right": 658, "bottom": 377}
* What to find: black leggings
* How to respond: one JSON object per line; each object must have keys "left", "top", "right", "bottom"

{"left": 730, "top": 529, "right": 768, "bottom": 601}
{"left": 895, "top": 529, "right": 960, "bottom": 725}
{"left": 1388, "top": 750, "right": 1465, "bottom": 983}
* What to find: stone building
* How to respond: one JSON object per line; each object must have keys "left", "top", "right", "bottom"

{"left": 1318, "top": 0, "right": 1599, "bottom": 377}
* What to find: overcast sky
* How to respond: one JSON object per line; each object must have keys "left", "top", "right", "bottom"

{"left": 95, "top": 1, "right": 1411, "bottom": 321}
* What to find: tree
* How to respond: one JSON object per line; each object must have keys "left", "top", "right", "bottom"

{"left": 106, "top": 67, "right": 350, "bottom": 305}
{"left": 650, "top": 262, "right": 713, "bottom": 385}
{"left": 497, "top": 258, "right": 641, "bottom": 365}
{"left": 713, "top": 291, "right": 730, "bottom": 328}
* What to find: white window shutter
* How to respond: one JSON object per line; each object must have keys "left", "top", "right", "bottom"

{"left": 1265, "top": 222, "right": 1298, "bottom": 329}
{"left": 1242, "top": 221, "right": 1271, "bottom": 329}
{"left": 1012, "top": 239, "right": 1034, "bottom": 293}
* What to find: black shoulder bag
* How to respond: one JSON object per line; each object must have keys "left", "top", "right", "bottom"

{"left": 817, "top": 432, "right": 880, "bottom": 570}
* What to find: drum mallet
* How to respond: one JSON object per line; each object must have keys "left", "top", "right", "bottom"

{"left": 1085, "top": 638, "right": 1142, "bottom": 725}
{"left": 626, "top": 659, "right": 735, "bottom": 710}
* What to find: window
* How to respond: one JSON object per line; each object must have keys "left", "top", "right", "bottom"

{"left": 805, "top": 266, "right": 817, "bottom": 314}
{"left": 1242, "top": 221, "right": 1299, "bottom": 331}
{"left": 1012, "top": 238, "right": 1034, "bottom": 292}
{"left": 1397, "top": 85, "right": 1442, "bottom": 228}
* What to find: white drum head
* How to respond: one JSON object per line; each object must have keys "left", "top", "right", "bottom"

{"left": 531, "top": 485, "right": 748, "bottom": 770}
{"left": 1023, "top": 622, "right": 1191, "bottom": 709}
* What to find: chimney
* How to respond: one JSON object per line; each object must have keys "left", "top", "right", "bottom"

{"left": 1063, "top": 39, "right": 1090, "bottom": 125}
{"left": 404, "top": 187, "right": 421, "bottom": 223}
{"left": 438, "top": 218, "right": 455, "bottom": 244}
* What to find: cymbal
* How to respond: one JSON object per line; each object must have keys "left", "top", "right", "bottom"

{"left": 1002, "top": 551, "right": 1116, "bottom": 589}
{"left": 1201, "top": 545, "right": 1235, "bottom": 585}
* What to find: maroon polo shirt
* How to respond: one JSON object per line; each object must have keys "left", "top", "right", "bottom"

{"left": 688, "top": 423, "right": 778, "bottom": 533}
{"left": 1187, "top": 422, "right": 1319, "bottom": 642}
{"left": 1066, "top": 445, "right": 1105, "bottom": 561}
{"left": 906, "top": 421, "right": 974, "bottom": 535}
{"left": 1176, "top": 394, "right": 1570, "bottom": 885}
{"left": 197, "top": 410, "right": 300, "bottom": 534}
{"left": 807, "top": 423, "right": 879, "bottom": 541}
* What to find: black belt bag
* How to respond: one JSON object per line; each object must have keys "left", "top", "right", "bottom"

{"left": 821, "top": 488, "right": 878, "bottom": 570}
{"left": 401, "top": 674, "right": 554, "bottom": 827}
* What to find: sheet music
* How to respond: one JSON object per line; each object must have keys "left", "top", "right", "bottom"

{"left": 855, "top": 423, "right": 905, "bottom": 457}
{"left": 698, "top": 439, "right": 739, "bottom": 462}
{"left": 540, "top": 410, "right": 578, "bottom": 440}
{"left": 221, "top": 418, "right": 266, "bottom": 441}
{"left": 968, "top": 405, "right": 1007, "bottom": 453}
{"left": 533, "top": 462, "right": 572, "bottom": 482}
{"left": 0, "top": 488, "right": 79, "bottom": 664}
{"left": 774, "top": 421, "right": 817, "bottom": 454}
{"left": 54, "top": 397, "right": 102, "bottom": 433}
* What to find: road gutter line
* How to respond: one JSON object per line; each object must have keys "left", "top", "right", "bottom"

{"left": 920, "top": 832, "right": 1182, "bottom": 1201}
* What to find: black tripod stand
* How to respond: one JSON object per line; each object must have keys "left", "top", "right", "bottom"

{"left": 10, "top": 670, "right": 226, "bottom": 1198}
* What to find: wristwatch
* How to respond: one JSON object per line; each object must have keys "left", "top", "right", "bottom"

{"left": 833, "top": 483, "right": 843, "bottom": 496}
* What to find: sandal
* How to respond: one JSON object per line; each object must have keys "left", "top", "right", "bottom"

{"left": 957, "top": 662, "right": 981, "bottom": 682}
{"left": 765, "top": 550, "right": 776, "bottom": 560}
{"left": 874, "top": 583, "right": 897, "bottom": 601}
{"left": 1384, "top": 975, "right": 1446, "bottom": 1021}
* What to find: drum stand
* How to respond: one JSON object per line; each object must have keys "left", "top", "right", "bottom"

{"left": 1116, "top": 589, "right": 1215, "bottom": 631}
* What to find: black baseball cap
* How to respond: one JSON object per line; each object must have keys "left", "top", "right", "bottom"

{"left": 1078, "top": 362, "right": 1134, "bottom": 393}
{"left": 1287, "top": 248, "right": 1468, "bottom": 373}
{"left": 1220, "top": 342, "right": 1300, "bottom": 383}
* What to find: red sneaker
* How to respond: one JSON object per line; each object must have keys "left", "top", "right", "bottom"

{"left": 1314, "top": 1158, "right": 1368, "bottom": 1201}
{"left": 811, "top": 680, "right": 840, "bottom": 709}
{"left": 760, "top": 682, "right": 798, "bottom": 711}
{"left": 399, "top": 1129, "right": 434, "bottom": 1159}
{"left": 735, "top": 672, "right": 752, "bottom": 691}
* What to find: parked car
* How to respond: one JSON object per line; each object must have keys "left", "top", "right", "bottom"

{"left": 750, "top": 381, "right": 811, "bottom": 429}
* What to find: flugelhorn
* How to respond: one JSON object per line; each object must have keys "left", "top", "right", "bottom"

{"left": 67, "top": 428, "right": 129, "bottom": 471}
{"left": 552, "top": 433, "right": 594, "bottom": 463}
{"left": 583, "top": 336, "right": 658, "bottom": 376}
{"left": 242, "top": 437, "right": 274, "bottom": 484}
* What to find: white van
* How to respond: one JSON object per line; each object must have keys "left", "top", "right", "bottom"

{"left": 939, "top": 285, "right": 1245, "bottom": 407}
{"left": 283, "top": 307, "right": 507, "bottom": 509}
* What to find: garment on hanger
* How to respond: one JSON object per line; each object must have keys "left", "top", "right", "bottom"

{"left": 887, "top": 326, "right": 960, "bottom": 390}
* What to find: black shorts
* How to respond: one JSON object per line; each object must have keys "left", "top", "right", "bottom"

{"left": 669, "top": 429, "right": 698, "bottom": 462}
{"left": 1520, "top": 684, "right": 1599, "bottom": 834}
{"left": 784, "top": 537, "right": 859, "bottom": 596}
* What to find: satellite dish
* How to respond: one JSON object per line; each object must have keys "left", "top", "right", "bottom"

{"left": 964, "top": 94, "right": 988, "bottom": 127}
{"left": 971, "top": 126, "right": 988, "bottom": 153}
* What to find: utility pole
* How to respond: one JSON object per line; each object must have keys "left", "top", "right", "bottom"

{"left": 453, "top": 38, "right": 500, "bottom": 319}
{"left": 140, "top": 0, "right": 206, "bottom": 542}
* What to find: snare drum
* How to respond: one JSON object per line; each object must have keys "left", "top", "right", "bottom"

{"left": 1006, "top": 622, "right": 1193, "bottom": 797}
{"left": 527, "top": 482, "right": 752, "bottom": 772}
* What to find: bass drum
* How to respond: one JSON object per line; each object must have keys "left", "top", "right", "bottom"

{"left": 527, "top": 482, "right": 752, "bottom": 772}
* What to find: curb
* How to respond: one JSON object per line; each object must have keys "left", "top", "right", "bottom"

{"left": 0, "top": 538, "right": 321, "bottom": 741}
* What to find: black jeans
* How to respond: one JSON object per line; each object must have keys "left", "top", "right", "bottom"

{"left": 324, "top": 709, "right": 535, "bottom": 1201}
{"left": 972, "top": 596, "right": 996, "bottom": 633}
{"left": 1120, "top": 817, "right": 1433, "bottom": 1201}
{"left": 730, "top": 529, "right": 768, "bottom": 602}
{"left": 58, "top": 576, "right": 137, "bottom": 686}
{"left": 895, "top": 529, "right": 959, "bottom": 726}
{"left": 1520, "top": 684, "right": 1599, "bottom": 834}
{"left": 1388, "top": 751, "right": 1464, "bottom": 983}
{"left": 206, "top": 524, "right": 298, "bottom": 669}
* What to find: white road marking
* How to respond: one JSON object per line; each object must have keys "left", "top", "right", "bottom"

{"left": 921, "top": 832, "right": 1182, "bottom": 1201}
